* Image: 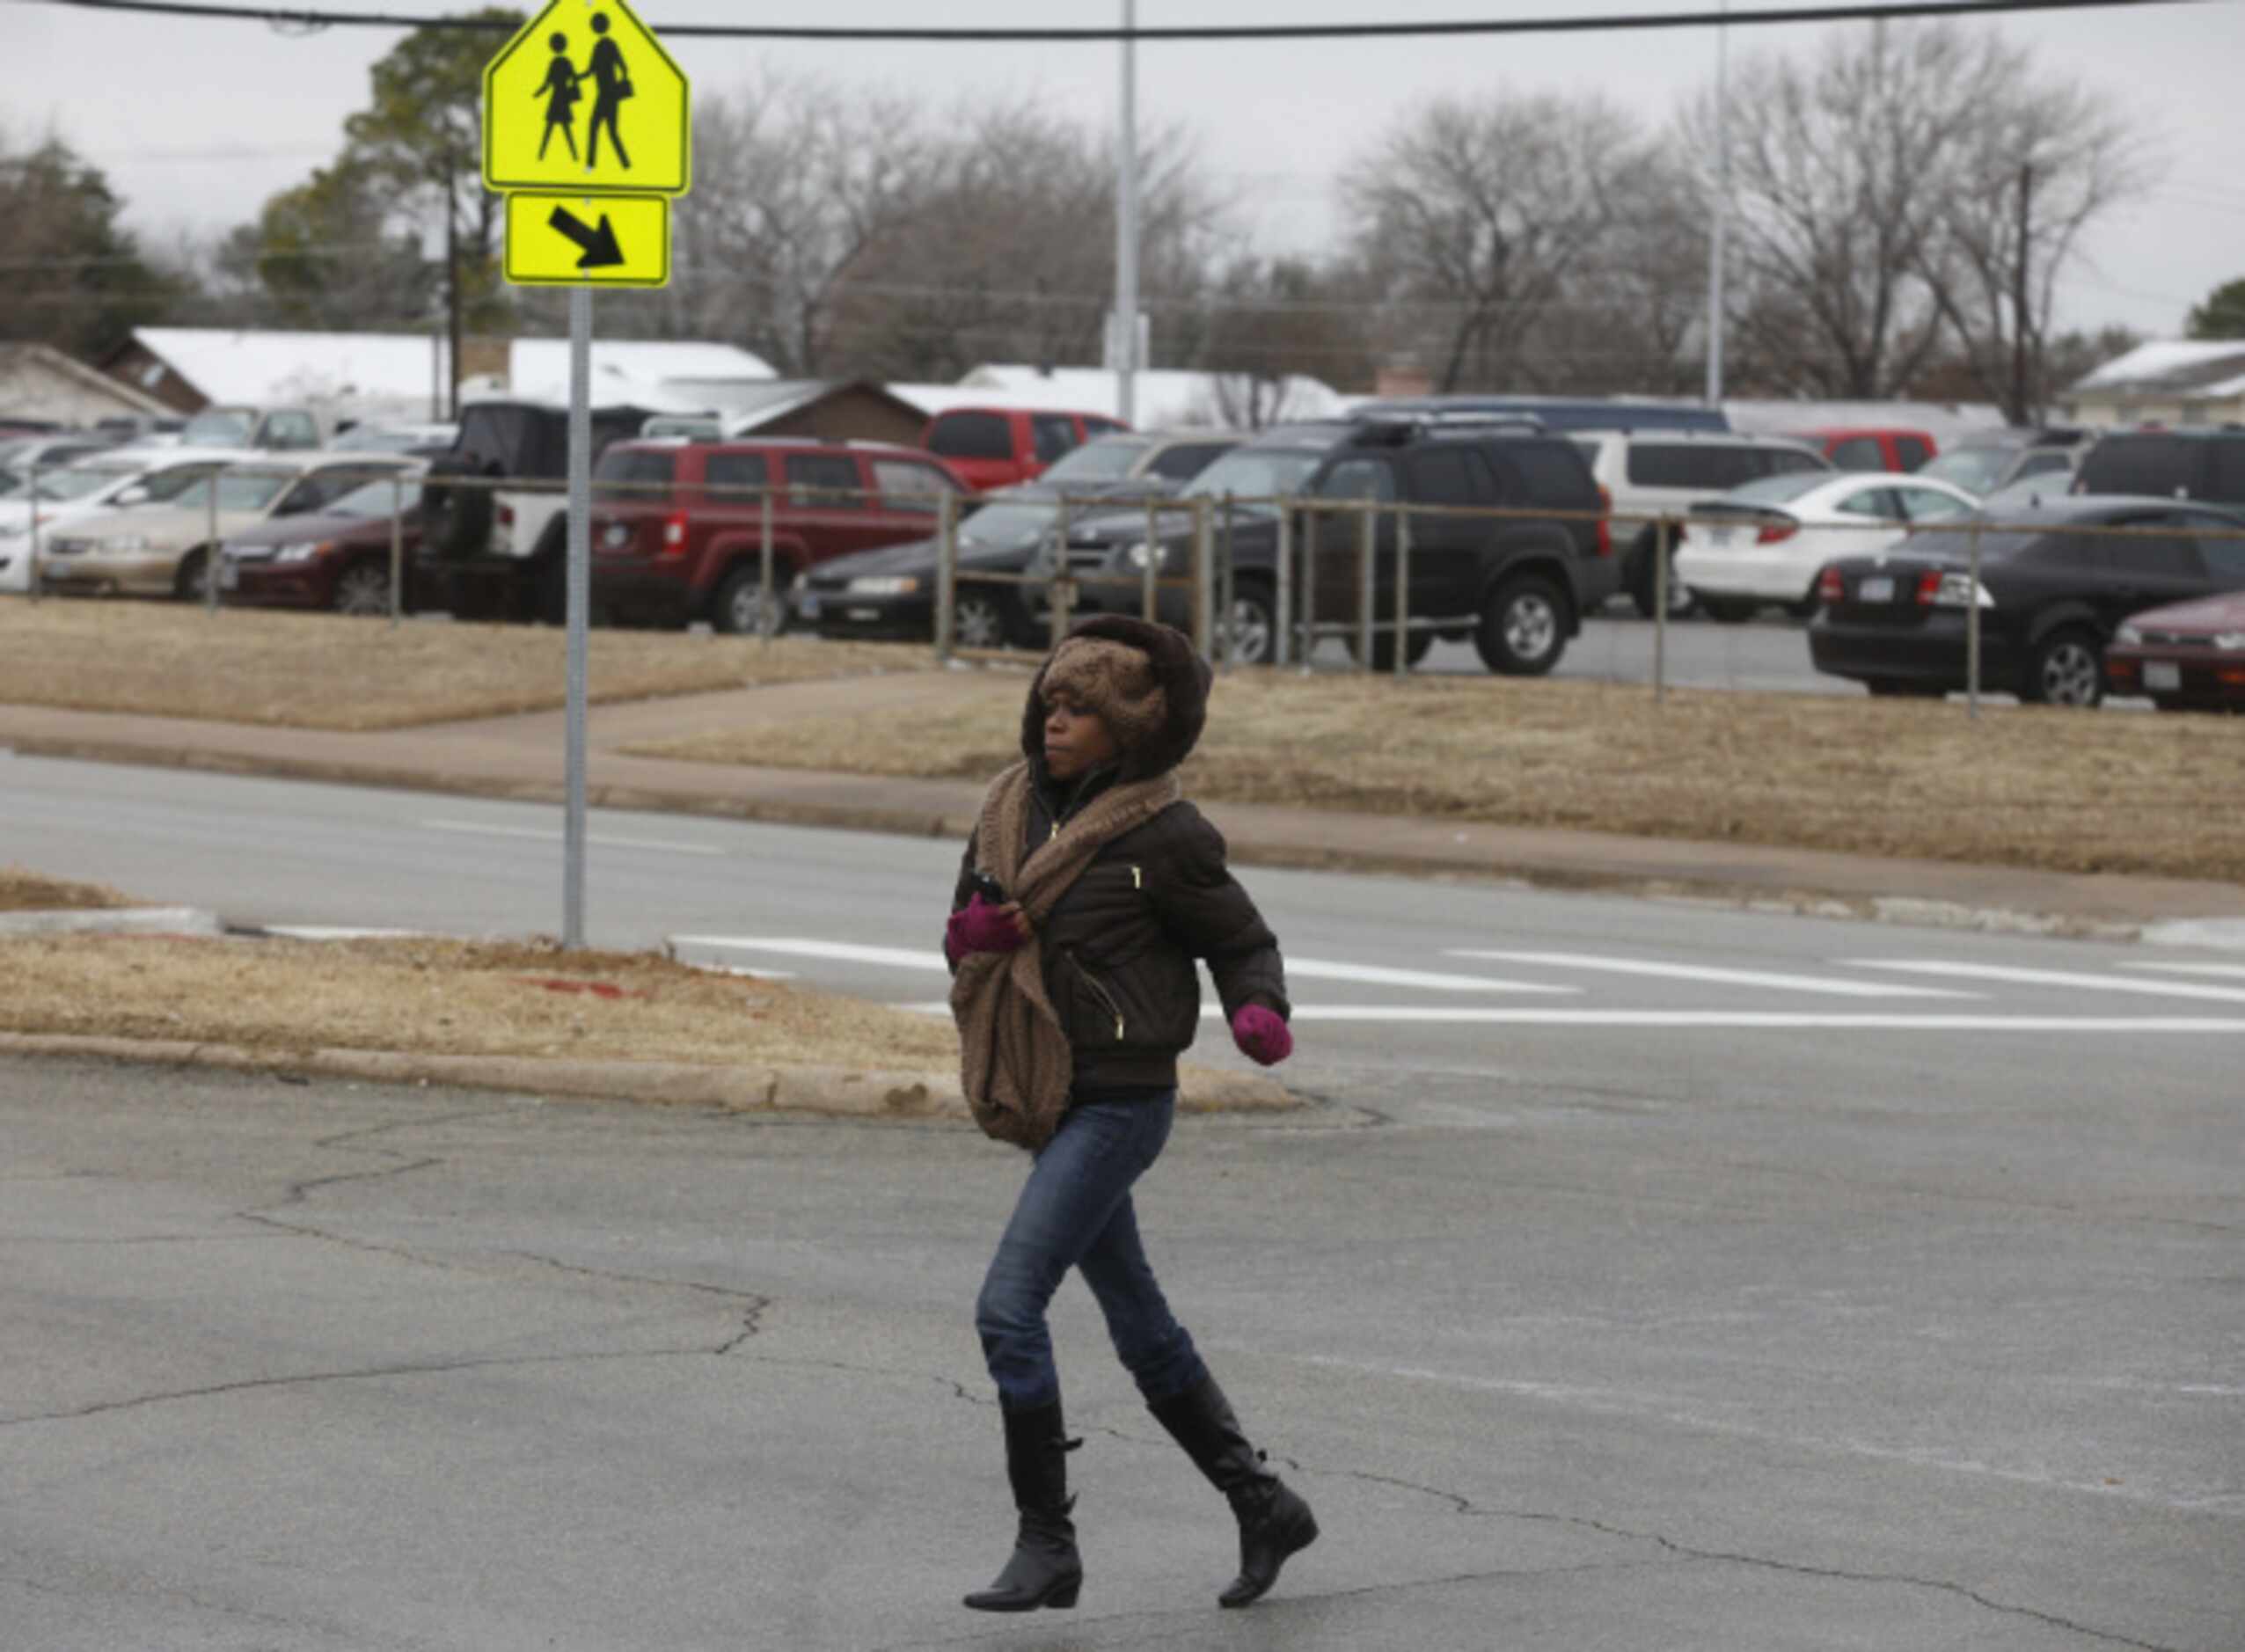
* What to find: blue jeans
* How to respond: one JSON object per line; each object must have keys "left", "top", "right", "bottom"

{"left": 976, "top": 1092, "right": 1208, "bottom": 1414}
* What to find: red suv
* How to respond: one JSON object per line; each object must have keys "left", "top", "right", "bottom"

{"left": 922, "top": 406, "right": 1127, "bottom": 492}
{"left": 589, "top": 438, "right": 965, "bottom": 633}
{"left": 1791, "top": 427, "right": 1939, "bottom": 473}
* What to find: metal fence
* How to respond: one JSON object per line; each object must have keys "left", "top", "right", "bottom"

{"left": 18, "top": 457, "right": 2245, "bottom": 717}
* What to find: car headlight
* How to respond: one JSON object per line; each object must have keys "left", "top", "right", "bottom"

{"left": 845, "top": 575, "right": 918, "bottom": 596}
{"left": 2116, "top": 623, "right": 2142, "bottom": 646}
{"left": 274, "top": 542, "right": 326, "bottom": 563}
{"left": 1124, "top": 540, "right": 1167, "bottom": 570}
{"left": 2215, "top": 631, "right": 2245, "bottom": 652}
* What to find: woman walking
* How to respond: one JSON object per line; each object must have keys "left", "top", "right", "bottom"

{"left": 945, "top": 614, "right": 1316, "bottom": 1613}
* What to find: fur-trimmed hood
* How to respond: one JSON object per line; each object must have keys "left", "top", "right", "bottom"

{"left": 1018, "top": 615, "right": 1210, "bottom": 783}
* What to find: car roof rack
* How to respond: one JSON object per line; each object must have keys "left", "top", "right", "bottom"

{"left": 1349, "top": 412, "right": 1546, "bottom": 447}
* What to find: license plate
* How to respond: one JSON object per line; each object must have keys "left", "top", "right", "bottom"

{"left": 1858, "top": 575, "right": 1894, "bottom": 603}
{"left": 217, "top": 562, "right": 240, "bottom": 591}
{"left": 2144, "top": 661, "right": 2181, "bottom": 691}
{"left": 846, "top": 607, "right": 881, "bottom": 622}
{"left": 1707, "top": 527, "right": 1737, "bottom": 548}
{"left": 796, "top": 595, "right": 821, "bottom": 619}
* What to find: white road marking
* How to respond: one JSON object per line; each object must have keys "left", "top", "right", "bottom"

{"left": 1846, "top": 959, "right": 2245, "bottom": 1005}
{"left": 1285, "top": 958, "right": 1576, "bottom": 995}
{"left": 892, "top": 1003, "right": 2245, "bottom": 1033}
{"left": 1448, "top": 949, "right": 1974, "bottom": 998}
{"left": 420, "top": 818, "right": 723, "bottom": 856}
{"left": 668, "top": 941, "right": 1571, "bottom": 994}
{"left": 2124, "top": 961, "right": 2245, "bottom": 983}
{"left": 669, "top": 937, "right": 947, "bottom": 972}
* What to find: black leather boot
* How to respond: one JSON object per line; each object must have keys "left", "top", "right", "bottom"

{"left": 1149, "top": 1374, "right": 1319, "bottom": 1608}
{"left": 962, "top": 1401, "right": 1084, "bottom": 1612}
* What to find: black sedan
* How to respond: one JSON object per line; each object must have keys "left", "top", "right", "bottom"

{"left": 1808, "top": 497, "right": 2245, "bottom": 706}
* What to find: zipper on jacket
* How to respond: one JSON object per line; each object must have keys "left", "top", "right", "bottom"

{"left": 1068, "top": 949, "right": 1126, "bottom": 1042}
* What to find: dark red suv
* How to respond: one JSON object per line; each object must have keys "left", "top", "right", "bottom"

{"left": 922, "top": 406, "right": 1127, "bottom": 492}
{"left": 589, "top": 438, "right": 966, "bottom": 632}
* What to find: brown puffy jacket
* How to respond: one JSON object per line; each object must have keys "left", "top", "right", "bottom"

{"left": 948, "top": 616, "right": 1289, "bottom": 1095}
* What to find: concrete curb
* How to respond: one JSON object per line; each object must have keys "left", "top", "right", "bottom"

{"left": 0, "top": 1032, "right": 1303, "bottom": 1121}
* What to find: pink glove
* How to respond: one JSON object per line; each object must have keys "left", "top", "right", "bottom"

{"left": 946, "top": 895, "right": 1026, "bottom": 961}
{"left": 1231, "top": 1004, "right": 1292, "bottom": 1066}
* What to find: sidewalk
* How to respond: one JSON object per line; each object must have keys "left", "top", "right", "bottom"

{"left": 5, "top": 675, "right": 2242, "bottom": 943}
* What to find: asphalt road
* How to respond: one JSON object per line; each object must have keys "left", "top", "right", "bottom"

{"left": 4, "top": 757, "right": 2239, "bottom": 1647}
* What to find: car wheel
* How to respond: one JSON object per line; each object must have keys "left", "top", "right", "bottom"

{"left": 1474, "top": 574, "right": 1568, "bottom": 676}
{"left": 1783, "top": 597, "right": 1820, "bottom": 621}
{"left": 713, "top": 566, "right": 787, "bottom": 636}
{"left": 954, "top": 591, "right": 1020, "bottom": 650}
{"left": 1627, "top": 530, "right": 1697, "bottom": 619}
{"left": 2023, "top": 628, "right": 2103, "bottom": 708}
{"left": 332, "top": 559, "right": 392, "bottom": 618}
{"left": 1222, "top": 580, "right": 1278, "bottom": 665}
{"left": 173, "top": 547, "right": 210, "bottom": 602}
{"left": 1699, "top": 595, "right": 1760, "bottom": 624}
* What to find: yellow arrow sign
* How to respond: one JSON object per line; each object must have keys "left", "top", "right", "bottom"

{"left": 484, "top": 0, "right": 690, "bottom": 197}
{"left": 505, "top": 194, "right": 670, "bottom": 288}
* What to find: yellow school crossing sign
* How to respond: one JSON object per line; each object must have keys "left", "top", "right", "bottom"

{"left": 486, "top": 0, "right": 688, "bottom": 287}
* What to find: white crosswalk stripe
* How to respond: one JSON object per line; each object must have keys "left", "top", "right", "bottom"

{"left": 669, "top": 937, "right": 945, "bottom": 971}
{"left": 1447, "top": 949, "right": 1976, "bottom": 998}
{"left": 1844, "top": 960, "right": 2245, "bottom": 1005}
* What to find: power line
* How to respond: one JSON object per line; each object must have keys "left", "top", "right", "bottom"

{"left": 31, "top": 0, "right": 2215, "bottom": 40}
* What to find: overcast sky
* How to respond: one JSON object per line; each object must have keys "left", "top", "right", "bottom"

{"left": 8, "top": 0, "right": 2242, "bottom": 348}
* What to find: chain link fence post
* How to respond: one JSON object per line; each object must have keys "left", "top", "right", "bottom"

{"left": 1966, "top": 516, "right": 1985, "bottom": 721}
{"left": 25, "top": 462, "right": 40, "bottom": 607}
{"left": 1394, "top": 502, "right": 1413, "bottom": 679}
{"left": 934, "top": 488, "right": 957, "bottom": 663}
{"left": 1271, "top": 492, "right": 1291, "bottom": 669}
{"left": 204, "top": 472, "right": 222, "bottom": 616}
{"left": 1192, "top": 495, "right": 1214, "bottom": 659}
{"left": 1218, "top": 491, "right": 1236, "bottom": 672}
{"left": 389, "top": 473, "right": 405, "bottom": 626}
{"left": 1653, "top": 514, "right": 1671, "bottom": 705}
{"left": 1141, "top": 497, "right": 1159, "bottom": 623}
{"left": 759, "top": 486, "right": 776, "bottom": 646}
{"left": 1355, "top": 501, "right": 1374, "bottom": 674}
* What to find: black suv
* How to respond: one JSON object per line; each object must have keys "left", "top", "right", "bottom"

{"left": 2073, "top": 427, "right": 2245, "bottom": 508}
{"left": 1042, "top": 419, "right": 1612, "bottom": 673}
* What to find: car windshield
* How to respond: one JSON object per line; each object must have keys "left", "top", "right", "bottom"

{"left": 1919, "top": 447, "right": 2012, "bottom": 494}
{"left": 315, "top": 475, "right": 422, "bottom": 518}
{"left": 182, "top": 408, "right": 258, "bottom": 447}
{"left": 1181, "top": 448, "right": 1325, "bottom": 506}
{"left": 216, "top": 470, "right": 297, "bottom": 512}
{"left": 1726, "top": 471, "right": 1832, "bottom": 505}
{"left": 31, "top": 464, "right": 136, "bottom": 501}
{"left": 960, "top": 501, "right": 1067, "bottom": 546}
{"left": 1040, "top": 437, "right": 1149, "bottom": 484}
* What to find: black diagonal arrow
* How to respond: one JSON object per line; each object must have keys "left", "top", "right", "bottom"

{"left": 548, "top": 205, "right": 625, "bottom": 270}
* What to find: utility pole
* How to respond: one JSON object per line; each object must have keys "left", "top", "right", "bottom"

{"left": 444, "top": 186, "right": 463, "bottom": 420}
{"left": 1704, "top": 0, "right": 1729, "bottom": 406}
{"left": 1114, "top": 0, "right": 1139, "bottom": 426}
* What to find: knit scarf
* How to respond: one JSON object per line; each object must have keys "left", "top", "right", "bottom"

{"left": 948, "top": 759, "right": 1182, "bottom": 1151}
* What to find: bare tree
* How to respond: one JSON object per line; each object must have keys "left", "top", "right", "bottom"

{"left": 677, "top": 70, "right": 937, "bottom": 376}
{"left": 1337, "top": 93, "right": 1640, "bottom": 392}
{"left": 1917, "top": 66, "right": 2150, "bottom": 423}
{"left": 1196, "top": 255, "right": 1373, "bottom": 427}
{"left": 1687, "top": 21, "right": 2007, "bottom": 400}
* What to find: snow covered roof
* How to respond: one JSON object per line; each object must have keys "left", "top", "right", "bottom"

{"left": 501, "top": 340, "right": 776, "bottom": 411}
{"left": 2068, "top": 340, "right": 2245, "bottom": 398}
{"left": 125, "top": 328, "right": 454, "bottom": 422}
{"left": 1724, "top": 398, "right": 2011, "bottom": 444}
{"left": 940, "top": 365, "right": 1358, "bottom": 430}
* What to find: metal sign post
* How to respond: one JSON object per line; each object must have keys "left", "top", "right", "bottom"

{"left": 563, "top": 289, "right": 592, "bottom": 948}
{"left": 486, "top": 0, "right": 690, "bottom": 950}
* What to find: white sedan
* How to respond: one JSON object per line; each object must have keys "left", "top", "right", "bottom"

{"left": 1673, "top": 471, "right": 1981, "bottom": 621}
{"left": 0, "top": 450, "right": 241, "bottom": 596}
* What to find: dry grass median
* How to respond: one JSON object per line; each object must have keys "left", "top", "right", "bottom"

{"left": 628, "top": 669, "right": 2245, "bottom": 885}
{"left": 0, "top": 866, "right": 135, "bottom": 911}
{"left": 0, "top": 601, "right": 914, "bottom": 731}
{"left": 0, "top": 932, "right": 959, "bottom": 1068}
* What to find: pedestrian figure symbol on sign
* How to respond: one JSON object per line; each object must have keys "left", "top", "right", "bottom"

{"left": 583, "top": 12, "right": 633, "bottom": 172}
{"left": 536, "top": 32, "right": 580, "bottom": 161}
